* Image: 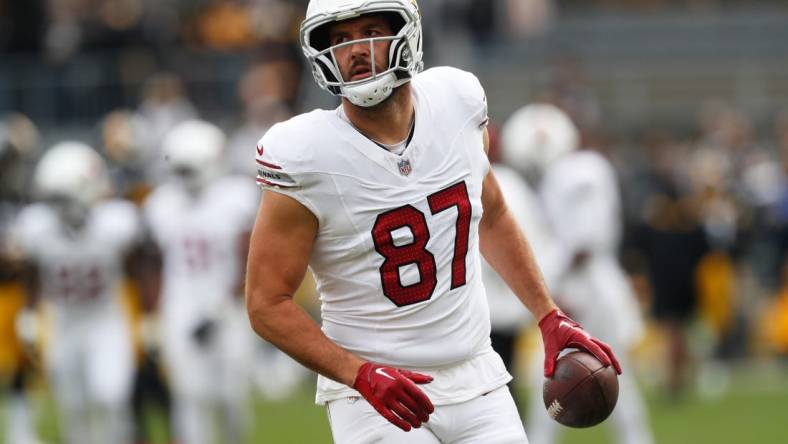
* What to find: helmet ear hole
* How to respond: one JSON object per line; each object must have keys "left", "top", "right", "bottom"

{"left": 314, "top": 57, "right": 339, "bottom": 85}
{"left": 310, "top": 23, "right": 331, "bottom": 51}
{"left": 381, "top": 11, "right": 405, "bottom": 34}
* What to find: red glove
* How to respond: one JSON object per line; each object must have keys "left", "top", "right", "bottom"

{"left": 352, "top": 362, "right": 435, "bottom": 431}
{"left": 538, "top": 309, "right": 622, "bottom": 377}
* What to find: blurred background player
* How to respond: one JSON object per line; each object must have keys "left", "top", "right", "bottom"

{"left": 501, "top": 104, "right": 653, "bottom": 444}
{"left": 480, "top": 123, "right": 556, "bottom": 410}
{"left": 142, "top": 120, "right": 259, "bottom": 444}
{"left": 0, "top": 112, "right": 43, "bottom": 444}
{"left": 99, "top": 109, "right": 175, "bottom": 444}
{"left": 10, "top": 141, "right": 141, "bottom": 444}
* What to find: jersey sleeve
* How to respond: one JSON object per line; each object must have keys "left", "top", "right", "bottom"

{"left": 457, "top": 71, "right": 489, "bottom": 129}
{"left": 418, "top": 67, "right": 489, "bottom": 129}
{"left": 141, "top": 187, "right": 171, "bottom": 247}
{"left": 442, "top": 67, "right": 489, "bottom": 128}
{"left": 433, "top": 67, "right": 491, "bottom": 175}
{"left": 94, "top": 200, "right": 142, "bottom": 252}
{"left": 254, "top": 122, "right": 323, "bottom": 221}
{"left": 10, "top": 204, "right": 54, "bottom": 260}
{"left": 219, "top": 176, "right": 260, "bottom": 231}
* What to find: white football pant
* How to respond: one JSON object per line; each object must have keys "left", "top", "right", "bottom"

{"left": 45, "top": 314, "right": 133, "bottom": 444}
{"left": 327, "top": 385, "right": 528, "bottom": 444}
{"left": 163, "top": 302, "right": 253, "bottom": 444}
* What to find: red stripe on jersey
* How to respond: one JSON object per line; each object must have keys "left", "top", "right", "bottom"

{"left": 256, "top": 158, "right": 282, "bottom": 170}
{"left": 256, "top": 177, "right": 296, "bottom": 189}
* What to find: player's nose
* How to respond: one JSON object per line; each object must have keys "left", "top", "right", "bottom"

{"left": 348, "top": 38, "right": 370, "bottom": 57}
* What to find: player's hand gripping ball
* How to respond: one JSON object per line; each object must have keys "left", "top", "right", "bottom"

{"left": 543, "top": 351, "right": 619, "bottom": 428}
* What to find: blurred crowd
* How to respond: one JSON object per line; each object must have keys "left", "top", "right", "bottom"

{"left": 3, "top": 1, "right": 788, "bottom": 443}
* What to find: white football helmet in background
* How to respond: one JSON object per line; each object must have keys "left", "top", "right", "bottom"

{"left": 161, "top": 119, "right": 226, "bottom": 193}
{"left": 33, "top": 141, "right": 111, "bottom": 226}
{"left": 500, "top": 103, "right": 580, "bottom": 183}
{"left": 300, "top": 0, "right": 423, "bottom": 107}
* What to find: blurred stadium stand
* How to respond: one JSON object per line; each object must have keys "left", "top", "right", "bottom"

{"left": 472, "top": 9, "right": 788, "bottom": 132}
{"left": 1, "top": 2, "right": 787, "bottom": 134}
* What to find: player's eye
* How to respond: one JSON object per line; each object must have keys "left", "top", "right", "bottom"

{"left": 331, "top": 35, "right": 349, "bottom": 46}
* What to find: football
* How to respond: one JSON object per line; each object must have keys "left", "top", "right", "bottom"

{"left": 543, "top": 351, "right": 619, "bottom": 428}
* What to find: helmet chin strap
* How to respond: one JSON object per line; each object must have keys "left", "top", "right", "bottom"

{"left": 341, "top": 72, "right": 398, "bottom": 107}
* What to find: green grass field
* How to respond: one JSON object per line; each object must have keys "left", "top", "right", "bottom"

{"left": 3, "top": 364, "right": 787, "bottom": 444}
{"left": 248, "top": 370, "right": 788, "bottom": 444}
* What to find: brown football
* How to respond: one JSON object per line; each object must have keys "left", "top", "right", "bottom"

{"left": 542, "top": 351, "right": 619, "bottom": 428}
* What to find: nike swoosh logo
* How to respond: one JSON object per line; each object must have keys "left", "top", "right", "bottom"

{"left": 256, "top": 145, "right": 264, "bottom": 156}
{"left": 375, "top": 368, "right": 396, "bottom": 380}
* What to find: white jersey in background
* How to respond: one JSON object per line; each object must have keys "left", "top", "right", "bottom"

{"left": 143, "top": 175, "right": 259, "bottom": 405}
{"left": 14, "top": 200, "right": 140, "bottom": 317}
{"left": 12, "top": 199, "right": 141, "bottom": 444}
{"left": 257, "top": 67, "right": 510, "bottom": 405}
{"left": 144, "top": 176, "right": 258, "bottom": 324}
{"left": 539, "top": 151, "right": 643, "bottom": 346}
{"left": 528, "top": 150, "right": 652, "bottom": 444}
{"left": 482, "top": 164, "right": 555, "bottom": 332}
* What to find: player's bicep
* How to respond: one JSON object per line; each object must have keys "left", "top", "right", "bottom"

{"left": 246, "top": 190, "right": 318, "bottom": 307}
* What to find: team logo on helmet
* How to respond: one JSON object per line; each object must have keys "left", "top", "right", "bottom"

{"left": 397, "top": 158, "right": 412, "bottom": 176}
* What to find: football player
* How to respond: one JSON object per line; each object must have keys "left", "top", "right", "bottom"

{"left": 0, "top": 112, "right": 42, "bottom": 444}
{"left": 501, "top": 104, "right": 653, "bottom": 444}
{"left": 11, "top": 142, "right": 140, "bottom": 444}
{"left": 480, "top": 126, "right": 557, "bottom": 411}
{"left": 246, "top": 1, "right": 621, "bottom": 442}
{"left": 142, "top": 120, "right": 259, "bottom": 444}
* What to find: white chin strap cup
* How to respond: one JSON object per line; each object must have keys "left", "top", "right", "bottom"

{"left": 341, "top": 72, "right": 397, "bottom": 107}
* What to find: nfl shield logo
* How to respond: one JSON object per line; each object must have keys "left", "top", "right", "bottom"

{"left": 397, "top": 158, "right": 412, "bottom": 176}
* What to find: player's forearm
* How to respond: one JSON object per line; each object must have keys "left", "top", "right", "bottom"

{"left": 247, "top": 291, "right": 364, "bottom": 387}
{"left": 479, "top": 206, "right": 556, "bottom": 322}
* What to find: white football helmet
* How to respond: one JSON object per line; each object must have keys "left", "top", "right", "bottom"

{"left": 300, "top": 0, "right": 423, "bottom": 107}
{"left": 33, "top": 142, "right": 111, "bottom": 225}
{"left": 500, "top": 103, "right": 580, "bottom": 182}
{"left": 161, "top": 120, "right": 226, "bottom": 193}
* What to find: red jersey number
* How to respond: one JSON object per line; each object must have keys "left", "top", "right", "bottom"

{"left": 371, "top": 181, "right": 472, "bottom": 306}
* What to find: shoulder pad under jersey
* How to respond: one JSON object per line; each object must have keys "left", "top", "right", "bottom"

{"left": 254, "top": 111, "right": 326, "bottom": 191}
{"left": 416, "top": 67, "right": 488, "bottom": 127}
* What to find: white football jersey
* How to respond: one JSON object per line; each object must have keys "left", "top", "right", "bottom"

{"left": 541, "top": 151, "right": 622, "bottom": 256}
{"left": 256, "top": 67, "right": 510, "bottom": 403}
{"left": 482, "top": 164, "right": 555, "bottom": 332}
{"left": 540, "top": 151, "right": 644, "bottom": 347}
{"left": 144, "top": 176, "right": 259, "bottom": 323}
{"left": 12, "top": 200, "right": 140, "bottom": 323}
